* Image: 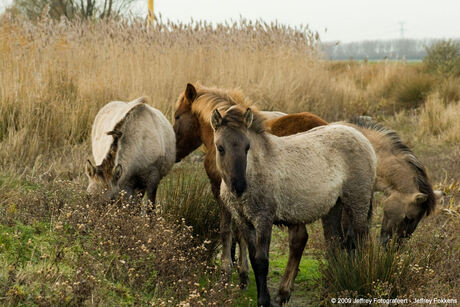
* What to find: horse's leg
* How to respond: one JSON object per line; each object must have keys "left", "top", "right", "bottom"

{"left": 321, "top": 198, "right": 344, "bottom": 247}
{"left": 146, "top": 185, "right": 158, "bottom": 204}
{"left": 211, "top": 180, "right": 234, "bottom": 281}
{"left": 341, "top": 207, "right": 355, "bottom": 249}
{"left": 220, "top": 203, "right": 234, "bottom": 280}
{"left": 236, "top": 229, "right": 249, "bottom": 289}
{"left": 144, "top": 170, "right": 160, "bottom": 214}
{"left": 276, "top": 224, "right": 308, "bottom": 305}
{"left": 342, "top": 191, "right": 372, "bottom": 250}
{"left": 243, "top": 220, "right": 272, "bottom": 307}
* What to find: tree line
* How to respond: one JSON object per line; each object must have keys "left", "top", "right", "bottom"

{"left": 322, "top": 38, "right": 460, "bottom": 61}
{"left": 7, "top": 0, "right": 140, "bottom": 20}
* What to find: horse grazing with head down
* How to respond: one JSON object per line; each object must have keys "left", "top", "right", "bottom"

{"left": 211, "top": 105, "right": 376, "bottom": 306}
{"left": 86, "top": 97, "right": 176, "bottom": 203}
{"left": 265, "top": 113, "right": 437, "bottom": 245}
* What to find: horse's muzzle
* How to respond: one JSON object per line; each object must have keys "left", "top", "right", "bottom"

{"left": 232, "top": 178, "right": 247, "bottom": 198}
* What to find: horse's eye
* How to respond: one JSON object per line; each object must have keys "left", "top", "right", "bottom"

{"left": 174, "top": 114, "right": 180, "bottom": 120}
{"left": 218, "top": 145, "right": 225, "bottom": 155}
{"left": 245, "top": 144, "right": 250, "bottom": 152}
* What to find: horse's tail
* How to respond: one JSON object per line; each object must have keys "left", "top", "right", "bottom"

{"left": 349, "top": 116, "right": 436, "bottom": 216}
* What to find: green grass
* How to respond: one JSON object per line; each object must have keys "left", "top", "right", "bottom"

{"left": 0, "top": 173, "right": 39, "bottom": 192}
{"left": 233, "top": 227, "right": 322, "bottom": 306}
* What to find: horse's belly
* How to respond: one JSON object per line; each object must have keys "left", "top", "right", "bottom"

{"left": 273, "top": 176, "right": 343, "bottom": 224}
{"left": 274, "top": 192, "right": 340, "bottom": 224}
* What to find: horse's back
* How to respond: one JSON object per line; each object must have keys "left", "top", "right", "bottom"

{"left": 91, "top": 98, "right": 175, "bottom": 174}
{"left": 92, "top": 100, "right": 138, "bottom": 164}
{"left": 260, "top": 110, "right": 286, "bottom": 121}
{"left": 266, "top": 112, "right": 328, "bottom": 137}
{"left": 115, "top": 102, "right": 176, "bottom": 176}
{"left": 255, "top": 124, "right": 376, "bottom": 224}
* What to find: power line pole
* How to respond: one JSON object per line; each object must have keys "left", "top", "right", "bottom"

{"left": 148, "top": 0, "right": 154, "bottom": 24}
{"left": 398, "top": 21, "right": 405, "bottom": 39}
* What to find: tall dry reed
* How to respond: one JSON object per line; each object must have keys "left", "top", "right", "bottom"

{"left": 0, "top": 14, "right": 454, "bottom": 176}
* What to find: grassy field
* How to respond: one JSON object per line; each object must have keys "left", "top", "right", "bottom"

{"left": 0, "top": 14, "right": 459, "bottom": 306}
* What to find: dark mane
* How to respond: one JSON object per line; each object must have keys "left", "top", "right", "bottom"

{"left": 96, "top": 98, "right": 148, "bottom": 183}
{"left": 349, "top": 116, "right": 436, "bottom": 215}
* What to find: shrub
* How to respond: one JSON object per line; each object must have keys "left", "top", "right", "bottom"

{"left": 437, "top": 76, "right": 460, "bottom": 104}
{"left": 382, "top": 69, "right": 434, "bottom": 111}
{"left": 393, "top": 72, "right": 433, "bottom": 110}
{"left": 320, "top": 238, "right": 423, "bottom": 300}
{"left": 424, "top": 40, "right": 460, "bottom": 77}
{"left": 0, "top": 178, "right": 238, "bottom": 305}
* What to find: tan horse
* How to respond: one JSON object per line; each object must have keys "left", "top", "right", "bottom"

{"left": 86, "top": 97, "right": 176, "bottom": 202}
{"left": 266, "top": 113, "right": 437, "bottom": 244}
{"left": 211, "top": 106, "right": 376, "bottom": 306}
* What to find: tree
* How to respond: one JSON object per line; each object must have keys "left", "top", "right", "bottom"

{"left": 424, "top": 40, "right": 460, "bottom": 77}
{"left": 11, "top": 0, "right": 140, "bottom": 20}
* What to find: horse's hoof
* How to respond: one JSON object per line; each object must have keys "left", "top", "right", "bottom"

{"left": 275, "top": 291, "right": 291, "bottom": 305}
{"left": 239, "top": 272, "right": 249, "bottom": 290}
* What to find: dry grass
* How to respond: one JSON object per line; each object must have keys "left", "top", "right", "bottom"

{"left": 1, "top": 14, "right": 445, "bottom": 176}
{"left": 419, "top": 94, "right": 460, "bottom": 143}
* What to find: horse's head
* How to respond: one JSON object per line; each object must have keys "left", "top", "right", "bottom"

{"left": 85, "top": 160, "right": 123, "bottom": 199}
{"left": 211, "top": 106, "right": 253, "bottom": 198}
{"left": 173, "top": 83, "right": 202, "bottom": 162}
{"left": 86, "top": 160, "right": 106, "bottom": 194}
{"left": 380, "top": 191, "right": 428, "bottom": 245}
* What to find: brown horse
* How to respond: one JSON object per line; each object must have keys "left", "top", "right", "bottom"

{"left": 174, "top": 84, "right": 371, "bottom": 304}
{"left": 267, "top": 113, "right": 437, "bottom": 245}
{"left": 265, "top": 112, "right": 327, "bottom": 136}
{"left": 173, "top": 83, "right": 252, "bottom": 288}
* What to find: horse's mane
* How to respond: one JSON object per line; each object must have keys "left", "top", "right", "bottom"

{"left": 192, "top": 85, "right": 266, "bottom": 133}
{"left": 349, "top": 116, "right": 436, "bottom": 215}
{"left": 96, "top": 97, "right": 149, "bottom": 183}
{"left": 222, "top": 105, "right": 266, "bottom": 134}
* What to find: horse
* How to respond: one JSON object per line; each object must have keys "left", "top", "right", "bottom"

{"left": 173, "top": 83, "right": 254, "bottom": 288}
{"left": 86, "top": 97, "right": 176, "bottom": 203}
{"left": 211, "top": 105, "right": 376, "bottom": 306}
{"left": 265, "top": 112, "right": 327, "bottom": 136}
{"left": 265, "top": 113, "right": 437, "bottom": 245}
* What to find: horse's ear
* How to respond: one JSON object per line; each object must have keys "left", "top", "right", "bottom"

{"left": 433, "top": 190, "right": 445, "bottom": 201}
{"left": 244, "top": 108, "right": 253, "bottom": 128}
{"left": 185, "top": 83, "right": 197, "bottom": 103}
{"left": 414, "top": 193, "right": 428, "bottom": 204}
{"left": 113, "top": 164, "right": 122, "bottom": 182}
{"left": 107, "top": 130, "right": 122, "bottom": 138}
{"left": 86, "top": 160, "right": 96, "bottom": 177}
{"left": 210, "top": 109, "right": 223, "bottom": 131}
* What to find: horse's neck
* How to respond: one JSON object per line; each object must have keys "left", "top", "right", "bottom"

{"left": 363, "top": 129, "right": 419, "bottom": 195}
{"left": 247, "top": 132, "right": 277, "bottom": 168}
{"left": 199, "top": 119, "right": 215, "bottom": 150}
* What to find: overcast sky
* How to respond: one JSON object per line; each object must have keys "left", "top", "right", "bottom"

{"left": 2, "top": 0, "right": 459, "bottom": 42}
